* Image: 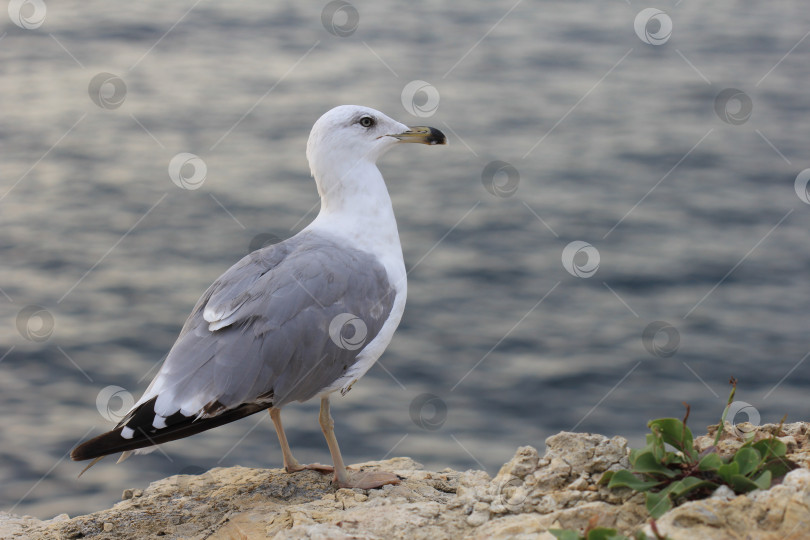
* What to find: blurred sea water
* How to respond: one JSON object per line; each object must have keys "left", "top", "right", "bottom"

{"left": 2, "top": 1, "right": 810, "bottom": 518}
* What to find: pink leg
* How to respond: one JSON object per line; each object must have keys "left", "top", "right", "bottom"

{"left": 269, "top": 408, "right": 333, "bottom": 474}
{"left": 318, "top": 396, "right": 401, "bottom": 489}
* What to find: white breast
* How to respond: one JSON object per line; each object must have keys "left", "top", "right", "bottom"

{"left": 306, "top": 201, "right": 407, "bottom": 397}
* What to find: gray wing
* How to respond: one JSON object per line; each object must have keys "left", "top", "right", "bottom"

{"left": 139, "top": 231, "right": 396, "bottom": 421}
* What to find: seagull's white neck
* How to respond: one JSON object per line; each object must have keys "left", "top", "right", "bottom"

{"left": 306, "top": 159, "right": 404, "bottom": 277}
{"left": 314, "top": 159, "right": 390, "bottom": 215}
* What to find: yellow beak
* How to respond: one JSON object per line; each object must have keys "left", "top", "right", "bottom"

{"left": 391, "top": 126, "right": 447, "bottom": 145}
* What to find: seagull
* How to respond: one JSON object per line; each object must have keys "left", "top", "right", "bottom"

{"left": 71, "top": 105, "right": 447, "bottom": 489}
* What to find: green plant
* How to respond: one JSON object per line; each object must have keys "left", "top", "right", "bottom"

{"left": 549, "top": 516, "right": 667, "bottom": 540}
{"left": 549, "top": 528, "right": 661, "bottom": 540}
{"left": 599, "top": 378, "right": 797, "bottom": 519}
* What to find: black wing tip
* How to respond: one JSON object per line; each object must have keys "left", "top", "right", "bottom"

{"left": 71, "top": 428, "right": 126, "bottom": 461}
{"left": 71, "top": 401, "right": 271, "bottom": 462}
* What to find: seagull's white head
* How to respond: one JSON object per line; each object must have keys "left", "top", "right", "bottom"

{"left": 306, "top": 105, "right": 446, "bottom": 203}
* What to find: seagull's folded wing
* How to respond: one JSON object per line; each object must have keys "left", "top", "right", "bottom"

{"left": 71, "top": 231, "right": 396, "bottom": 461}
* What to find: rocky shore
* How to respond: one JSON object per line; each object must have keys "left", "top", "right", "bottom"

{"left": 2, "top": 422, "right": 808, "bottom": 539}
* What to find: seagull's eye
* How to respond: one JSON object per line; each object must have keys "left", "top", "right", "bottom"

{"left": 358, "top": 116, "right": 375, "bottom": 128}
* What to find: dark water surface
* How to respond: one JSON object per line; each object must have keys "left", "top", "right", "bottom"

{"left": 2, "top": 1, "right": 810, "bottom": 518}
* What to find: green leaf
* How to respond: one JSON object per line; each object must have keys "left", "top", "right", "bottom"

{"left": 607, "top": 470, "right": 661, "bottom": 491}
{"left": 698, "top": 453, "right": 723, "bottom": 471}
{"left": 761, "top": 456, "right": 799, "bottom": 478}
{"left": 632, "top": 452, "right": 679, "bottom": 478}
{"left": 667, "top": 476, "right": 717, "bottom": 499}
{"left": 585, "top": 528, "right": 624, "bottom": 540}
{"left": 752, "top": 438, "right": 787, "bottom": 459}
{"left": 753, "top": 469, "right": 772, "bottom": 490}
{"left": 549, "top": 529, "right": 632, "bottom": 540}
{"left": 728, "top": 474, "right": 760, "bottom": 493}
{"left": 629, "top": 448, "right": 643, "bottom": 466}
{"left": 717, "top": 461, "right": 739, "bottom": 484}
{"left": 598, "top": 471, "right": 615, "bottom": 486}
{"left": 645, "top": 490, "right": 673, "bottom": 519}
{"left": 651, "top": 442, "right": 666, "bottom": 462}
{"left": 646, "top": 428, "right": 667, "bottom": 461}
{"left": 648, "top": 418, "right": 697, "bottom": 460}
{"left": 549, "top": 529, "right": 584, "bottom": 540}
{"left": 662, "top": 452, "right": 688, "bottom": 467}
{"left": 732, "top": 447, "right": 760, "bottom": 476}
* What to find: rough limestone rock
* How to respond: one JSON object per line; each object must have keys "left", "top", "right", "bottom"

{"left": 2, "top": 424, "right": 809, "bottom": 539}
